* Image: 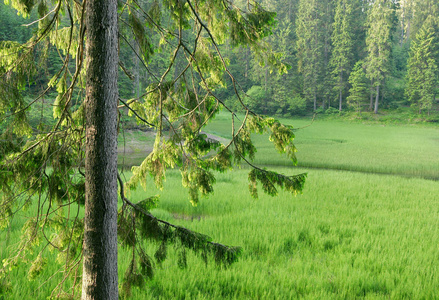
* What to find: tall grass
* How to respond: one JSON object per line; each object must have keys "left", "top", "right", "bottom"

{"left": 205, "top": 113, "right": 439, "bottom": 179}
{"left": 124, "top": 168, "right": 439, "bottom": 299}
{"left": 2, "top": 115, "right": 439, "bottom": 299}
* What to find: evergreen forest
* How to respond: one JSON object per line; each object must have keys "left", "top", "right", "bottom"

{"left": 1, "top": 0, "right": 439, "bottom": 299}
{"left": 1, "top": 0, "right": 439, "bottom": 121}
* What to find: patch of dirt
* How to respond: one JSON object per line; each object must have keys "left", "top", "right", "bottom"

{"left": 172, "top": 212, "right": 207, "bottom": 222}
{"left": 118, "top": 130, "right": 155, "bottom": 154}
{"left": 201, "top": 131, "right": 230, "bottom": 145}
{"left": 118, "top": 130, "right": 229, "bottom": 154}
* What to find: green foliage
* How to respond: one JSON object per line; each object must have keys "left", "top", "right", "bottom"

{"left": 382, "top": 76, "right": 405, "bottom": 107}
{"left": 28, "top": 255, "right": 47, "bottom": 281}
{"left": 248, "top": 168, "right": 306, "bottom": 198}
{"left": 128, "top": 10, "right": 154, "bottom": 63}
{"left": 365, "top": 0, "right": 395, "bottom": 113}
{"left": 226, "top": 1, "right": 277, "bottom": 47}
{"left": 117, "top": 195, "right": 242, "bottom": 298}
{"left": 0, "top": 0, "right": 306, "bottom": 298}
{"left": 347, "top": 60, "right": 368, "bottom": 112}
{"left": 244, "top": 85, "right": 266, "bottom": 112}
{"left": 4, "top": 0, "right": 35, "bottom": 17}
{"left": 0, "top": 2, "right": 33, "bottom": 42}
{"left": 330, "top": 0, "right": 354, "bottom": 111}
{"left": 406, "top": 16, "right": 439, "bottom": 114}
{"left": 3, "top": 117, "right": 439, "bottom": 298}
{"left": 296, "top": 0, "right": 326, "bottom": 110}
{"left": 2, "top": 0, "right": 439, "bottom": 298}
{"left": 286, "top": 95, "right": 307, "bottom": 115}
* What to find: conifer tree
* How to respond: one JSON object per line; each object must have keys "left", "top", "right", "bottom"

{"left": 270, "top": 17, "right": 304, "bottom": 115}
{"left": 398, "top": 0, "right": 415, "bottom": 44}
{"left": 350, "top": 0, "right": 368, "bottom": 63}
{"left": 81, "top": 0, "right": 119, "bottom": 298}
{"left": 0, "top": 0, "right": 306, "bottom": 298}
{"left": 411, "top": 0, "right": 439, "bottom": 41}
{"left": 296, "top": 0, "right": 325, "bottom": 111}
{"left": 406, "top": 17, "right": 438, "bottom": 114}
{"left": 365, "top": 0, "right": 394, "bottom": 114}
{"left": 330, "top": 0, "right": 354, "bottom": 111}
{"left": 347, "top": 60, "right": 368, "bottom": 112}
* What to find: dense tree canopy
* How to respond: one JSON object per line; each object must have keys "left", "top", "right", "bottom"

{"left": 2, "top": 0, "right": 438, "bottom": 117}
{"left": 406, "top": 16, "right": 438, "bottom": 114}
{"left": 1, "top": 0, "right": 439, "bottom": 297}
{"left": 330, "top": 0, "right": 354, "bottom": 112}
{"left": 218, "top": 0, "right": 438, "bottom": 115}
{"left": 0, "top": 0, "right": 306, "bottom": 298}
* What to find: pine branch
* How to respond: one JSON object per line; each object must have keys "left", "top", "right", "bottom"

{"left": 118, "top": 98, "right": 156, "bottom": 127}
{"left": 117, "top": 173, "right": 241, "bottom": 266}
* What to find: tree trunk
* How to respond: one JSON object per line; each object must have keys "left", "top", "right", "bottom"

{"left": 339, "top": 71, "right": 343, "bottom": 111}
{"left": 374, "top": 84, "right": 379, "bottom": 114}
{"left": 369, "top": 87, "right": 374, "bottom": 111}
{"left": 323, "top": 0, "right": 330, "bottom": 110}
{"left": 82, "top": 0, "right": 119, "bottom": 299}
{"left": 173, "top": 29, "right": 181, "bottom": 93}
{"left": 133, "top": 39, "right": 140, "bottom": 98}
{"left": 264, "top": 65, "right": 268, "bottom": 92}
{"left": 245, "top": 47, "right": 250, "bottom": 80}
{"left": 339, "top": 89, "right": 342, "bottom": 111}
{"left": 313, "top": 90, "right": 317, "bottom": 111}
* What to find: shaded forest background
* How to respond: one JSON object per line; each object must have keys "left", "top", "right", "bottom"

{"left": 1, "top": 1, "right": 439, "bottom": 298}
{"left": 1, "top": 0, "right": 438, "bottom": 121}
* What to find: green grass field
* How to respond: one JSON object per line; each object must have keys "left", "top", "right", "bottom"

{"left": 203, "top": 113, "right": 439, "bottom": 179}
{"left": 2, "top": 115, "right": 439, "bottom": 299}
{"left": 119, "top": 167, "right": 439, "bottom": 299}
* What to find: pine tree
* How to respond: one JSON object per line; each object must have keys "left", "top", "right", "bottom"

{"left": 81, "top": 0, "right": 119, "bottom": 298}
{"left": 0, "top": 0, "right": 306, "bottom": 298}
{"left": 330, "top": 0, "right": 354, "bottom": 111}
{"left": 351, "top": 0, "right": 368, "bottom": 63}
{"left": 397, "top": 0, "right": 415, "bottom": 44}
{"left": 365, "top": 0, "right": 394, "bottom": 114}
{"left": 347, "top": 60, "right": 368, "bottom": 112}
{"left": 296, "top": 0, "right": 325, "bottom": 111}
{"left": 406, "top": 17, "right": 438, "bottom": 114}
{"left": 270, "top": 17, "right": 304, "bottom": 115}
{"left": 411, "top": 0, "right": 439, "bottom": 41}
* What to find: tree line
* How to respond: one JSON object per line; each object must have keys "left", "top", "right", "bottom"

{"left": 243, "top": 0, "right": 439, "bottom": 115}
{"left": 1, "top": 0, "right": 438, "bottom": 116}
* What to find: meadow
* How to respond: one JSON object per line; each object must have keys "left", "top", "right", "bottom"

{"left": 203, "top": 113, "right": 439, "bottom": 179}
{"left": 2, "top": 114, "right": 439, "bottom": 299}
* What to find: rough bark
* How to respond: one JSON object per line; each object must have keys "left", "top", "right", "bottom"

{"left": 82, "top": 0, "right": 119, "bottom": 299}
{"left": 374, "top": 84, "right": 379, "bottom": 114}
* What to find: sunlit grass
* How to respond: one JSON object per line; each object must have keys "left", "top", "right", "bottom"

{"left": 2, "top": 114, "right": 439, "bottom": 299}
{"left": 124, "top": 168, "right": 439, "bottom": 299}
{"left": 205, "top": 113, "right": 439, "bottom": 179}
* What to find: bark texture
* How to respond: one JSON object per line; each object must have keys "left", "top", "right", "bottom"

{"left": 82, "top": 0, "right": 119, "bottom": 299}
{"left": 374, "top": 85, "right": 380, "bottom": 114}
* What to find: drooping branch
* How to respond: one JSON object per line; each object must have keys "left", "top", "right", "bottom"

{"left": 117, "top": 173, "right": 241, "bottom": 266}
{"left": 118, "top": 98, "right": 156, "bottom": 127}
